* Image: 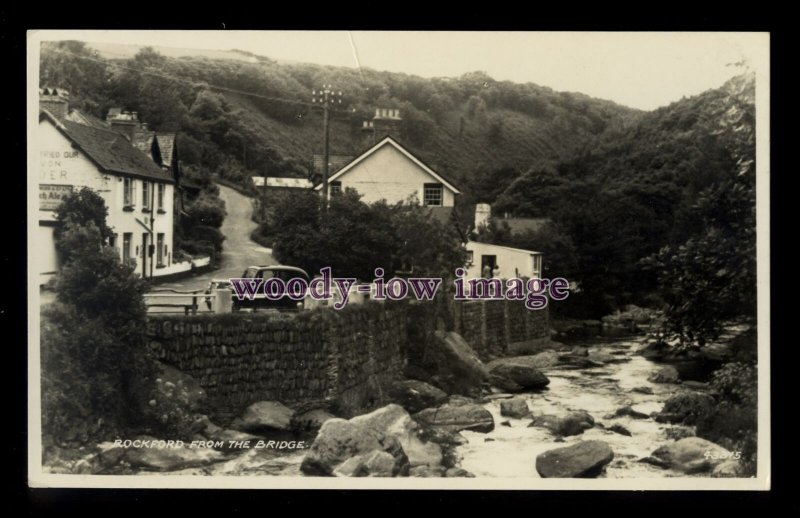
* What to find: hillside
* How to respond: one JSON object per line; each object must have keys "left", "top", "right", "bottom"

{"left": 39, "top": 41, "right": 642, "bottom": 191}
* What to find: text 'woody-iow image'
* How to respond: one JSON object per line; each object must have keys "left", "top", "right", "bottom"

{"left": 27, "top": 30, "right": 770, "bottom": 490}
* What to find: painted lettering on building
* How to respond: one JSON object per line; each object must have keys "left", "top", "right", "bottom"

{"left": 39, "top": 184, "right": 73, "bottom": 211}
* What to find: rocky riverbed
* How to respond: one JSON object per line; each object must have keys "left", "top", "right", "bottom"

{"left": 456, "top": 337, "right": 709, "bottom": 478}
{"left": 45, "top": 332, "right": 744, "bottom": 478}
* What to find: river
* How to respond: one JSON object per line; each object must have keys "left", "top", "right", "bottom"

{"left": 456, "top": 336, "right": 695, "bottom": 478}
{"left": 152, "top": 333, "right": 709, "bottom": 478}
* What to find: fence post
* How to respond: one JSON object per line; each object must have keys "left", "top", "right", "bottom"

{"left": 212, "top": 288, "right": 233, "bottom": 314}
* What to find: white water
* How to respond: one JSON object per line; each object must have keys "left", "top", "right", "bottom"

{"left": 457, "top": 338, "right": 701, "bottom": 478}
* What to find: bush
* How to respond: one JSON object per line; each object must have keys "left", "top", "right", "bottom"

{"left": 692, "top": 362, "right": 758, "bottom": 476}
{"left": 43, "top": 189, "right": 158, "bottom": 445}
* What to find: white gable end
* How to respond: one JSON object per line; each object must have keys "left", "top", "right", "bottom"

{"left": 315, "top": 137, "right": 459, "bottom": 206}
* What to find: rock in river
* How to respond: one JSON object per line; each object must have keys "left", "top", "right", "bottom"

{"left": 487, "top": 358, "right": 550, "bottom": 390}
{"left": 302, "top": 405, "right": 411, "bottom": 476}
{"left": 529, "top": 411, "right": 595, "bottom": 436}
{"left": 648, "top": 365, "right": 681, "bottom": 384}
{"left": 500, "top": 396, "right": 532, "bottom": 419}
{"left": 231, "top": 401, "right": 294, "bottom": 433}
{"left": 414, "top": 402, "right": 495, "bottom": 433}
{"left": 535, "top": 440, "right": 615, "bottom": 478}
{"left": 292, "top": 409, "right": 337, "bottom": 432}
{"left": 301, "top": 404, "right": 443, "bottom": 476}
{"left": 389, "top": 379, "right": 448, "bottom": 413}
{"left": 646, "top": 437, "right": 737, "bottom": 474}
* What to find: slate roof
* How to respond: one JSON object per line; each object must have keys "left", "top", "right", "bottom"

{"left": 155, "top": 134, "right": 177, "bottom": 166}
{"left": 65, "top": 110, "right": 110, "bottom": 130}
{"left": 41, "top": 110, "right": 174, "bottom": 184}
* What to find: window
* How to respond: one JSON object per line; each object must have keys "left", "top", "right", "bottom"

{"left": 123, "top": 178, "right": 134, "bottom": 207}
{"left": 157, "top": 183, "right": 165, "bottom": 211}
{"left": 158, "top": 235, "right": 165, "bottom": 265}
{"left": 329, "top": 181, "right": 342, "bottom": 196}
{"left": 423, "top": 183, "right": 443, "bottom": 206}
{"left": 466, "top": 250, "right": 474, "bottom": 265}
{"left": 108, "top": 233, "right": 116, "bottom": 248}
{"left": 142, "top": 182, "right": 151, "bottom": 210}
{"left": 122, "top": 233, "right": 132, "bottom": 262}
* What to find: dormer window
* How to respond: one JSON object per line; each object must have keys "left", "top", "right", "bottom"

{"left": 423, "top": 183, "right": 443, "bottom": 206}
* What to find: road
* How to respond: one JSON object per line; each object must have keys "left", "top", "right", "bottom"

{"left": 154, "top": 183, "right": 276, "bottom": 294}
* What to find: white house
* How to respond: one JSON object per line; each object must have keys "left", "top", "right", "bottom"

{"left": 464, "top": 241, "right": 543, "bottom": 281}
{"left": 314, "top": 135, "right": 461, "bottom": 206}
{"left": 37, "top": 89, "right": 178, "bottom": 285}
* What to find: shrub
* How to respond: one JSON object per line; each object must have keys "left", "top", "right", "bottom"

{"left": 43, "top": 189, "right": 158, "bottom": 445}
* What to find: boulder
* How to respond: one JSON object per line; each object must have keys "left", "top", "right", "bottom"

{"left": 487, "top": 359, "right": 550, "bottom": 390}
{"left": 500, "top": 396, "right": 531, "bottom": 419}
{"left": 231, "top": 401, "right": 294, "bottom": 433}
{"left": 123, "top": 438, "right": 226, "bottom": 472}
{"left": 350, "top": 404, "right": 442, "bottom": 468}
{"left": 648, "top": 437, "right": 736, "bottom": 474}
{"left": 605, "top": 405, "right": 650, "bottom": 420}
{"left": 488, "top": 374, "right": 525, "bottom": 393}
{"left": 301, "top": 404, "right": 442, "bottom": 476}
{"left": 389, "top": 380, "right": 448, "bottom": 413}
{"left": 414, "top": 403, "right": 495, "bottom": 433}
{"left": 648, "top": 365, "right": 681, "bottom": 384}
{"left": 301, "top": 418, "right": 408, "bottom": 476}
{"left": 529, "top": 411, "right": 595, "bottom": 436}
{"left": 535, "top": 440, "right": 614, "bottom": 478}
{"left": 632, "top": 386, "right": 654, "bottom": 395}
{"left": 292, "top": 409, "right": 337, "bottom": 432}
{"left": 333, "top": 450, "right": 399, "bottom": 477}
{"left": 422, "top": 331, "right": 490, "bottom": 395}
{"left": 607, "top": 424, "right": 632, "bottom": 437}
{"left": 654, "top": 393, "right": 715, "bottom": 425}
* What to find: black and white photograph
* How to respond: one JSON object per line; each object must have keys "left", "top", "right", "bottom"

{"left": 26, "top": 30, "right": 770, "bottom": 489}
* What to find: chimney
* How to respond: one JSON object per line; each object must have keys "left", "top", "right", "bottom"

{"left": 475, "top": 203, "right": 491, "bottom": 232}
{"left": 39, "top": 87, "right": 70, "bottom": 120}
{"left": 372, "top": 107, "right": 403, "bottom": 138}
{"left": 106, "top": 109, "right": 142, "bottom": 141}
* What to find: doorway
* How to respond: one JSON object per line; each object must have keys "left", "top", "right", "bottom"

{"left": 481, "top": 254, "right": 497, "bottom": 278}
{"left": 141, "top": 233, "right": 148, "bottom": 278}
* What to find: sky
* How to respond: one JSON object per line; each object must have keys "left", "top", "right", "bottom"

{"left": 33, "top": 31, "right": 769, "bottom": 111}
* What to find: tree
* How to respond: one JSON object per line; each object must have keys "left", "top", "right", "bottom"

{"left": 42, "top": 189, "right": 156, "bottom": 444}
{"left": 53, "top": 187, "right": 115, "bottom": 263}
{"left": 642, "top": 174, "right": 755, "bottom": 346}
{"left": 271, "top": 190, "right": 466, "bottom": 281}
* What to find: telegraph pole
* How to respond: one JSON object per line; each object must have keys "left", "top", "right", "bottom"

{"left": 312, "top": 85, "right": 342, "bottom": 205}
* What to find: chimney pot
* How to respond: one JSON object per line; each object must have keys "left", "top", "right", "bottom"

{"left": 39, "top": 86, "right": 70, "bottom": 120}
